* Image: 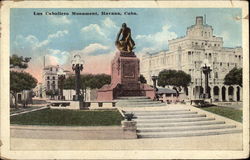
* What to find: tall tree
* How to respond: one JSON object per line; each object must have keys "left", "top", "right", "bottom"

{"left": 224, "top": 67, "right": 242, "bottom": 87}
{"left": 10, "top": 54, "right": 31, "bottom": 69}
{"left": 10, "top": 55, "right": 35, "bottom": 108}
{"left": 157, "top": 69, "right": 191, "bottom": 96}
{"left": 10, "top": 71, "right": 37, "bottom": 108}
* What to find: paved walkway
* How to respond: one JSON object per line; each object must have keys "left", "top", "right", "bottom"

{"left": 11, "top": 133, "right": 242, "bottom": 150}
{"left": 10, "top": 104, "right": 243, "bottom": 150}
{"left": 10, "top": 106, "right": 48, "bottom": 117}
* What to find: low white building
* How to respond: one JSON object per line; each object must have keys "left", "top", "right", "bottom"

{"left": 141, "top": 16, "right": 242, "bottom": 102}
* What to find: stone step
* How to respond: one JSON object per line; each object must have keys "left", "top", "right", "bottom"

{"left": 137, "top": 128, "right": 242, "bottom": 138}
{"left": 135, "top": 117, "right": 215, "bottom": 123}
{"left": 137, "top": 124, "right": 237, "bottom": 133}
{"left": 115, "top": 99, "right": 153, "bottom": 102}
{"left": 137, "top": 120, "right": 225, "bottom": 128}
{"left": 119, "top": 103, "right": 166, "bottom": 107}
{"left": 116, "top": 96, "right": 150, "bottom": 100}
{"left": 133, "top": 111, "right": 198, "bottom": 116}
{"left": 125, "top": 109, "right": 190, "bottom": 113}
{"left": 117, "top": 101, "right": 162, "bottom": 105}
{"left": 135, "top": 114, "right": 206, "bottom": 119}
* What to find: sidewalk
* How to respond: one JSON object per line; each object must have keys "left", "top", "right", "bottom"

{"left": 11, "top": 133, "right": 242, "bottom": 150}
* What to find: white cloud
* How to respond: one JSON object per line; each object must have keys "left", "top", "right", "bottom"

{"left": 136, "top": 24, "right": 177, "bottom": 52}
{"left": 36, "top": 30, "right": 69, "bottom": 48}
{"left": 81, "top": 43, "right": 109, "bottom": 55}
{"left": 47, "top": 49, "right": 70, "bottom": 65}
{"left": 15, "top": 30, "right": 69, "bottom": 50}
{"left": 102, "top": 17, "right": 118, "bottom": 29}
{"left": 48, "top": 16, "right": 71, "bottom": 25}
{"left": 81, "top": 24, "right": 106, "bottom": 37}
{"left": 80, "top": 18, "right": 118, "bottom": 40}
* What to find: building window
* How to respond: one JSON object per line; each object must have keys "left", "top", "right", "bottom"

{"left": 215, "top": 72, "right": 218, "bottom": 78}
{"left": 227, "top": 63, "right": 229, "bottom": 66}
{"left": 56, "top": 68, "right": 58, "bottom": 72}
{"left": 50, "top": 68, "right": 52, "bottom": 71}
{"left": 214, "top": 44, "right": 217, "bottom": 46}
{"left": 52, "top": 76, "right": 55, "bottom": 80}
{"left": 220, "top": 62, "right": 222, "bottom": 66}
{"left": 47, "top": 76, "right": 50, "bottom": 80}
{"left": 201, "top": 43, "right": 204, "bottom": 45}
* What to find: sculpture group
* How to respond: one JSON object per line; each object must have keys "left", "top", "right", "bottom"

{"left": 115, "top": 23, "right": 135, "bottom": 53}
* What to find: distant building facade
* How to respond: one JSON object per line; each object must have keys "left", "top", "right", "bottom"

{"left": 141, "top": 16, "right": 242, "bottom": 102}
{"left": 42, "top": 65, "right": 71, "bottom": 98}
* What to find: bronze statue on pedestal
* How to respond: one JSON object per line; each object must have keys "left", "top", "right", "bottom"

{"left": 115, "top": 23, "right": 135, "bottom": 53}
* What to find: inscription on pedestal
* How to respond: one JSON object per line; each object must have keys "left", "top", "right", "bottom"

{"left": 123, "top": 61, "right": 135, "bottom": 78}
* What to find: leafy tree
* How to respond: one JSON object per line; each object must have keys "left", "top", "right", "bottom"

{"left": 10, "top": 54, "right": 31, "bottom": 69}
{"left": 46, "top": 89, "right": 59, "bottom": 99}
{"left": 63, "top": 76, "right": 75, "bottom": 89}
{"left": 64, "top": 73, "right": 111, "bottom": 91}
{"left": 139, "top": 74, "right": 147, "bottom": 84}
{"left": 157, "top": 69, "right": 191, "bottom": 96}
{"left": 10, "top": 71, "right": 37, "bottom": 108}
{"left": 224, "top": 67, "right": 242, "bottom": 87}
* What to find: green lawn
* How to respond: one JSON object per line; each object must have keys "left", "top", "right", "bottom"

{"left": 201, "top": 106, "right": 242, "bottom": 123}
{"left": 10, "top": 109, "right": 124, "bottom": 126}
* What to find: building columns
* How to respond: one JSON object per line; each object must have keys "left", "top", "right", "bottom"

{"left": 233, "top": 86, "right": 237, "bottom": 101}
{"left": 210, "top": 86, "right": 214, "bottom": 102}
{"left": 219, "top": 86, "right": 222, "bottom": 101}
{"left": 225, "top": 86, "right": 229, "bottom": 101}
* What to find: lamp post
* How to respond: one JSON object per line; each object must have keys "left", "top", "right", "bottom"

{"left": 151, "top": 75, "right": 158, "bottom": 89}
{"left": 201, "top": 62, "right": 212, "bottom": 99}
{"left": 71, "top": 54, "right": 84, "bottom": 101}
{"left": 57, "top": 68, "right": 66, "bottom": 100}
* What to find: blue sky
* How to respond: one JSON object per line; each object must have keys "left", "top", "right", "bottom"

{"left": 10, "top": 8, "right": 242, "bottom": 81}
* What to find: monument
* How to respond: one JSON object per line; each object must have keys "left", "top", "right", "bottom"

{"left": 97, "top": 23, "right": 155, "bottom": 101}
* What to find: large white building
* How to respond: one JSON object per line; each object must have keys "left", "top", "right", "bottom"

{"left": 141, "top": 16, "right": 242, "bottom": 102}
{"left": 41, "top": 65, "right": 71, "bottom": 98}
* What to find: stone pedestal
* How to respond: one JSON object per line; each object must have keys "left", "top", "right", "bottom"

{"left": 121, "top": 120, "right": 137, "bottom": 139}
{"left": 97, "top": 51, "right": 155, "bottom": 101}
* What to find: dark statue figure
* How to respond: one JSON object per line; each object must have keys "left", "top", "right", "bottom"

{"left": 115, "top": 23, "right": 135, "bottom": 53}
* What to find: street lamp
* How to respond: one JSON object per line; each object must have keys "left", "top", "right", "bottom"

{"left": 57, "top": 68, "right": 66, "bottom": 100}
{"left": 201, "top": 59, "right": 212, "bottom": 99}
{"left": 71, "top": 54, "right": 84, "bottom": 101}
{"left": 151, "top": 75, "right": 158, "bottom": 89}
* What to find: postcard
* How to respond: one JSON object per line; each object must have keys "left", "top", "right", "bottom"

{"left": 0, "top": 0, "right": 249, "bottom": 159}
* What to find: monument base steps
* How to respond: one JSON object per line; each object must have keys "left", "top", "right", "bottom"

{"left": 115, "top": 96, "right": 165, "bottom": 107}
{"left": 123, "top": 105, "right": 242, "bottom": 139}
